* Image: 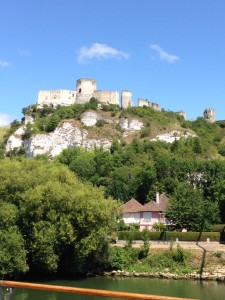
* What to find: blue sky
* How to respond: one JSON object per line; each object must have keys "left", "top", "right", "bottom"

{"left": 0, "top": 0, "right": 225, "bottom": 126}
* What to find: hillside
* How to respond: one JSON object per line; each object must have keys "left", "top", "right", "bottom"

{"left": 2, "top": 101, "right": 225, "bottom": 224}
{"left": 4, "top": 100, "right": 225, "bottom": 159}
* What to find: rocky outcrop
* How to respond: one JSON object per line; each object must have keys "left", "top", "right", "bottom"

{"left": 7, "top": 122, "right": 112, "bottom": 158}
{"left": 81, "top": 111, "right": 113, "bottom": 126}
{"left": 118, "top": 118, "right": 144, "bottom": 136}
{"left": 6, "top": 127, "right": 25, "bottom": 152}
{"left": 150, "top": 130, "right": 197, "bottom": 143}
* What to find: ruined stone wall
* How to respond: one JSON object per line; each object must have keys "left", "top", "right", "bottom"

{"left": 75, "top": 78, "right": 96, "bottom": 104}
{"left": 37, "top": 90, "right": 76, "bottom": 108}
{"left": 176, "top": 110, "right": 186, "bottom": 120}
{"left": 138, "top": 99, "right": 161, "bottom": 111}
{"left": 203, "top": 108, "right": 215, "bottom": 123}
{"left": 93, "top": 90, "right": 119, "bottom": 105}
{"left": 121, "top": 90, "right": 133, "bottom": 108}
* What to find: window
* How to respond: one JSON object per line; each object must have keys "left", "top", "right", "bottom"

{"left": 79, "top": 88, "right": 81, "bottom": 93}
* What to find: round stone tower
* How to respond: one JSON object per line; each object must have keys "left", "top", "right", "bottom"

{"left": 121, "top": 90, "right": 132, "bottom": 109}
{"left": 76, "top": 78, "right": 96, "bottom": 104}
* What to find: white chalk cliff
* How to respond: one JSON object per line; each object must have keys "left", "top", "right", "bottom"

{"left": 6, "top": 116, "right": 144, "bottom": 158}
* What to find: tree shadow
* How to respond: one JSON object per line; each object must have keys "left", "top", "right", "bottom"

{"left": 219, "top": 225, "right": 225, "bottom": 244}
{"left": 196, "top": 231, "right": 206, "bottom": 281}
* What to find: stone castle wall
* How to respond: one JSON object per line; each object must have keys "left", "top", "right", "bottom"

{"left": 37, "top": 90, "right": 76, "bottom": 108}
{"left": 94, "top": 90, "right": 119, "bottom": 105}
{"left": 138, "top": 98, "right": 161, "bottom": 111}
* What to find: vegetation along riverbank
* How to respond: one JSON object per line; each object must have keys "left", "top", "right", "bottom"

{"left": 105, "top": 240, "right": 225, "bottom": 281}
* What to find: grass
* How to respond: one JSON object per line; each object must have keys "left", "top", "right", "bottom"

{"left": 0, "top": 126, "right": 9, "bottom": 144}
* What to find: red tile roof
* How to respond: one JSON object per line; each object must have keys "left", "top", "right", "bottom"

{"left": 122, "top": 198, "right": 143, "bottom": 213}
{"left": 123, "top": 194, "right": 169, "bottom": 213}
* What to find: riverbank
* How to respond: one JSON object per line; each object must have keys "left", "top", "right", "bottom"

{"left": 108, "top": 241, "right": 225, "bottom": 281}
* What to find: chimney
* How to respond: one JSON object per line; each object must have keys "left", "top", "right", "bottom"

{"left": 156, "top": 192, "right": 160, "bottom": 204}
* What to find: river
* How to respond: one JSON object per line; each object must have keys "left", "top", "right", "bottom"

{"left": 8, "top": 277, "right": 225, "bottom": 300}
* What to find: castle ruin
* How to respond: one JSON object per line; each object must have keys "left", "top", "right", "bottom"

{"left": 37, "top": 78, "right": 121, "bottom": 109}
{"left": 36, "top": 78, "right": 194, "bottom": 118}
{"left": 203, "top": 108, "right": 215, "bottom": 123}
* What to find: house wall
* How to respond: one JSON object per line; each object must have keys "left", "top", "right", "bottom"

{"left": 123, "top": 212, "right": 141, "bottom": 224}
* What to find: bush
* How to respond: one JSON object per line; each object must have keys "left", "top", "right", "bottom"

{"left": 118, "top": 231, "right": 221, "bottom": 242}
{"left": 107, "top": 246, "right": 139, "bottom": 270}
{"left": 96, "top": 119, "right": 106, "bottom": 127}
{"left": 140, "top": 127, "right": 151, "bottom": 138}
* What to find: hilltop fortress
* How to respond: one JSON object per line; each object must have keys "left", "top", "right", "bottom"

{"left": 36, "top": 77, "right": 215, "bottom": 122}
{"left": 37, "top": 77, "right": 161, "bottom": 112}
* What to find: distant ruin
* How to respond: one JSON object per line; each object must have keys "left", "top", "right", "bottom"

{"left": 36, "top": 77, "right": 215, "bottom": 122}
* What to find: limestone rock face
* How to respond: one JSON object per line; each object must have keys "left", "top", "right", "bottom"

{"left": 7, "top": 122, "right": 112, "bottom": 158}
{"left": 6, "top": 127, "right": 25, "bottom": 152}
{"left": 150, "top": 130, "right": 197, "bottom": 143}
{"left": 118, "top": 118, "right": 144, "bottom": 132}
{"left": 81, "top": 111, "right": 113, "bottom": 126}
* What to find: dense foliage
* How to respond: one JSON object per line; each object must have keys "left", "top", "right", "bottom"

{"left": 0, "top": 158, "right": 118, "bottom": 277}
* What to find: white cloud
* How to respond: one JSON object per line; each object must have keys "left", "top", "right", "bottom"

{"left": 18, "top": 48, "right": 30, "bottom": 56}
{"left": 150, "top": 44, "right": 179, "bottom": 63}
{"left": 0, "top": 114, "right": 13, "bottom": 126}
{"left": 77, "top": 43, "right": 130, "bottom": 63}
{"left": 0, "top": 60, "right": 10, "bottom": 68}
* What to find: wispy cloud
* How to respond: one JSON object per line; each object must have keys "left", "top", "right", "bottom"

{"left": 18, "top": 48, "right": 30, "bottom": 56}
{"left": 77, "top": 43, "right": 130, "bottom": 63}
{"left": 0, "top": 60, "right": 10, "bottom": 68}
{"left": 150, "top": 44, "right": 179, "bottom": 63}
{"left": 0, "top": 114, "right": 13, "bottom": 126}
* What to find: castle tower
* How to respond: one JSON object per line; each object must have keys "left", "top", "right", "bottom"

{"left": 203, "top": 108, "right": 215, "bottom": 123}
{"left": 176, "top": 110, "right": 186, "bottom": 120}
{"left": 76, "top": 78, "right": 96, "bottom": 104}
{"left": 121, "top": 90, "right": 133, "bottom": 108}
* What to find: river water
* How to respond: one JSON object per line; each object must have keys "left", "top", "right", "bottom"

{"left": 8, "top": 277, "right": 225, "bottom": 300}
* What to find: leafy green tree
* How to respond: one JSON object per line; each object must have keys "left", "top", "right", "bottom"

{"left": 166, "top": 182, "right": 220, "bottom": 231}
{"left": 0, "top": 159, "right": 118, "bottom": 275}
{"left": 0, "top": 227, "right": 28, "bottom": 277}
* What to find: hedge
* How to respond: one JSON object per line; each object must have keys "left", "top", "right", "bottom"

{"left": 118, "top": 231, "right": 223, "bottom": 242}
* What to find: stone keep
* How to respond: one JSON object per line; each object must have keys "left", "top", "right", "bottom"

{"left": 121, "top": 90, "right": 133, "bottom": 109}
{"left": 203, "top": 108, "right": 215, "bottom": 123}
{"left": 76, "top": 78, "right": 97, "bottom": 104}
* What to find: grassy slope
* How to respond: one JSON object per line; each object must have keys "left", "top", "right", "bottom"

{"left": 0, "top": 126, "right": 9, "bottom": 144}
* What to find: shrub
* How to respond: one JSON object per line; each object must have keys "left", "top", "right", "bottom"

{"left": 96, "top": 119, "right": 106, "bottom": 127}
{"left": 107, "top": 246, "right": 139, "bottom": 270}
{"left": 118, "top": 231, "right": 221, "bottom": 242}
{"left": 140, "top": 127, "right": 151, "bottom": 138}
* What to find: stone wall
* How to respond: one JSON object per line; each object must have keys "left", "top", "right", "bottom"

{"left": 138, "top": 98, "right": 161, "bottom": 111}
{"left": 203, "top": 108, "right": 215, "bottom": 123}
{"left": 37, "top": 90, "right": 76, "bottom": 108}
{"left": 94, "top": 90, "right": 119, "bottom": 105}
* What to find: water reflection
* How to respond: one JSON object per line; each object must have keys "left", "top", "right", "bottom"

{"left": 11, "top": 277, "right": 225, "bottom": 300}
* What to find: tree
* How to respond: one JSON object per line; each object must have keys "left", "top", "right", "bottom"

{"left": 0, "top": 158, "right": 119, "bottom": 276}
{"left": 166, "top": 182, "right": 220, "bottom": 231}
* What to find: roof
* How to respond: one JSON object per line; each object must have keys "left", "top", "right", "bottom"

{"left": 122, "top": 198, "right": 143, "bottom": 213}
{"left": 140, "top": 200, "right": 161, "bottom": 212}
{"left": 158, "top": 193, "right": 169, "bottom": 211}
{"left": 122, "top": 194, "right": 169, "bottom": 213}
